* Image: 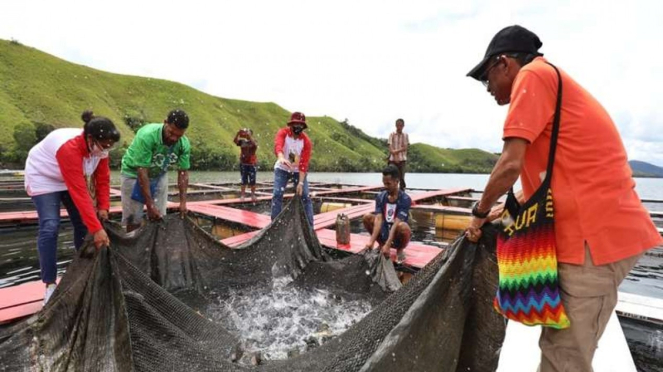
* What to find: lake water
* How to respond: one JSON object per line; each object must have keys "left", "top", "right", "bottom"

{"left": 3, "top": 169, "right": 661, "bottom": 199}
{"left": 115, "top": 170, "right": 663, "bottom": 200}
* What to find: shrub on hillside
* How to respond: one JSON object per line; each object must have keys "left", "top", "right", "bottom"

{"left": 124, "top": 114, "right": 147, "bottom": 133}
{"left": 109, "top": 144, "right": 127, "bottom": 169}
{"left": 189, "top": 144, "right": 237, "bottom": 170}
{"left": 34, "top": 122, "right": 56, "bottom": 142}
{"left": 11, "top": 122, "right": 37, "bottom": 163}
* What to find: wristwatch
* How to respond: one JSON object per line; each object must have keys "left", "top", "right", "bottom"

{"left": 471, "top": 201, "right": 490, "bottom": 219}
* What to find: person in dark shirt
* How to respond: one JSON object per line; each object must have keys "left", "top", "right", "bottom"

{"left": 362, "top": 164, "right": 412, "bottom": 264}
{"left": 233, "top": 128, "right": 258, "bottom": 202}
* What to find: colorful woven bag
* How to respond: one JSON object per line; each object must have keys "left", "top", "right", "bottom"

{"left": 493, "top": 62, "right": 570, "bottom": 329}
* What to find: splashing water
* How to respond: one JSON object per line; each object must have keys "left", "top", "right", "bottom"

{"left": 209, "top": 276, "right": 372, "bottom": 361}
{"left": 649, "top": 329, "right": 663, "bottom": 354}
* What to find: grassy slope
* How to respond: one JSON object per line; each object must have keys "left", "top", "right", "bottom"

{"left": 0, "top": 39, "right": 497, "bottom": 172}
{"left": 408, "top": 143, "right": 498, "bottom": 173}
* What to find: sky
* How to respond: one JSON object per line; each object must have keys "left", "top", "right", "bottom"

{"left": 1, "top": 0, "right": 662, "bottom": 165}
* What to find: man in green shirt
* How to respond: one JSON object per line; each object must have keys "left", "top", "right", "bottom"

{"left": 120, "top": 109, "right": 191, "bottom": 232}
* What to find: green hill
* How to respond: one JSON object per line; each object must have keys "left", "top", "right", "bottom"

{"left": 408, "top": 143, "right": 499, "bottom": 173}
{"left": 0, "top": 39, "right": 498, "bottom": 173}
{"left": 629, "top": 160, "right": 663, "bottom": 178}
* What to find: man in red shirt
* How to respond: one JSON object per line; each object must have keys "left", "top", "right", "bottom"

{"left": 465, "top": 25, "right": 662, "bottom": 371}
{"left": 233, "top": 128, "right": 258, "bottom": 202}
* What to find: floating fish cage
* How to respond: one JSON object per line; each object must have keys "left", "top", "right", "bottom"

{"left": 0, "top": 175, "right": 661, "bottom": 372}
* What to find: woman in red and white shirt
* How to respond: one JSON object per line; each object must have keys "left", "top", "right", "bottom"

{"left": 271, "top": 111, "right": 314, "bottom": 225}
{"left": 24, "top": 111, "right": 120, "bottom": 304}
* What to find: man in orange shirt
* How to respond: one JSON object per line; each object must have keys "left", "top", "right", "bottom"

{"left": 465, "top": 25, "right": 662, "bottom": 371}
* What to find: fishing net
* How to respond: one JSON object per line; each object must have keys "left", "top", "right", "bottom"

{"left": 0, "top": 196, "right": 505, "bottom": 372}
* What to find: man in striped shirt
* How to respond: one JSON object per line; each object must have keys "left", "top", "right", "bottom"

{"left": 387, "top": 118, "right": 409, "bottom": 190}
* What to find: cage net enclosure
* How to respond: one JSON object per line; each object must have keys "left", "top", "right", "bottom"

{"left": 0, "top": 196, "right": 505, "bottom": 372}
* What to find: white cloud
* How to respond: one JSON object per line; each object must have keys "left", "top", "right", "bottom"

{"left": 1, "top": 0, "right": 662, "bottom": 165}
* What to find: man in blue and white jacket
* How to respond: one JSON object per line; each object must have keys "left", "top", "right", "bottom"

{"left": 362, "top": 164, "right": 412, "bottom": 264}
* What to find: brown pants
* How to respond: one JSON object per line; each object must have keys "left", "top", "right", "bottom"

{"left": 538, "top": 247, "right": 643, "bottom": 372}
{"left": 388, "top": 160, "right": 406, "bottom": 190}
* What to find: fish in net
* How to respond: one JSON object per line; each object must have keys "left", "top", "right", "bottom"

{"left": 0, "top": 196, "right": 505, "bottom": 372}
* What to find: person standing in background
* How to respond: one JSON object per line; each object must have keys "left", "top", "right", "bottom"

{"left": 388, "top": 118, "right": 409, "bottom": 190}
{"left": 233, "top": 128, "right": 258, "bottom": 202}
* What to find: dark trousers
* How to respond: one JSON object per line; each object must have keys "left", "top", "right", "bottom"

{"left": 388, "top": 160, "right": 407, "bottom": 190}
{"left": 240, "top": 164, "right": 257, "bottom": 186}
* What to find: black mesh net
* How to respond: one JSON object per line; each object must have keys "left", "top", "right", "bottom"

{"left": 0, "top": 196, "right": 505, "bottom": 372}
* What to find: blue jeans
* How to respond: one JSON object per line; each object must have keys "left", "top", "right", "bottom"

{"left": 32, "top": 191, "right": 88, "bottom": 284}
{"left": 271, "top": 168, "right": 314, "bottom": 226}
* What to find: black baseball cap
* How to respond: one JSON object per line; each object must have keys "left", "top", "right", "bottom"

{"left": 467, "top": 25, "right": 543, "bottom": 81}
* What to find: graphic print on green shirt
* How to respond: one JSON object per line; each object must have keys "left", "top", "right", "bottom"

{"left": 121, "top": 123, "right": 191, "bottom": 178}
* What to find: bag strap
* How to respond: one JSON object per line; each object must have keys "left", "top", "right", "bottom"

{"left": 544, "top": 62, "right": 563, "bottom": 181}
{"left": 504, "top": 62, "right": 562, "bottom": 211}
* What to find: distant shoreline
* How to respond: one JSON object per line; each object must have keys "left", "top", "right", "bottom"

{"left": 2, "top": 168, "right": 662, "bottom": 179}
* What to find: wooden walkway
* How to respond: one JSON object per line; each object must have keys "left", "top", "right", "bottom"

{"left": 0, "top": 205, "right": 125, "bottom": 224}
{"left": 0, "top": 279, "right": 59, "bottom": 324}
{"left": 314, "top": 204, "right": 374, "bottom": 230}
{"left": 412, "top": 204, "right": 471, "bottom": 214}
{"left": 213, "top": 188, "right": 471, "bottom": 270}
{"left": 616, "top": 292, "right": 663, "bottom": 324}
{"left": 188, "top": 204, "right": 272, "bottom": 229}
{"left": 220, "top": 227, "right": 442, "bottom": 269}
{"left": 498, "top": 311, "right": 637, "bottom": 372}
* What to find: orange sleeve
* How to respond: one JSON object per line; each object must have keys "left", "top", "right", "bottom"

{"left": 502, "top": 69, "right": 557, "bottom": 143}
